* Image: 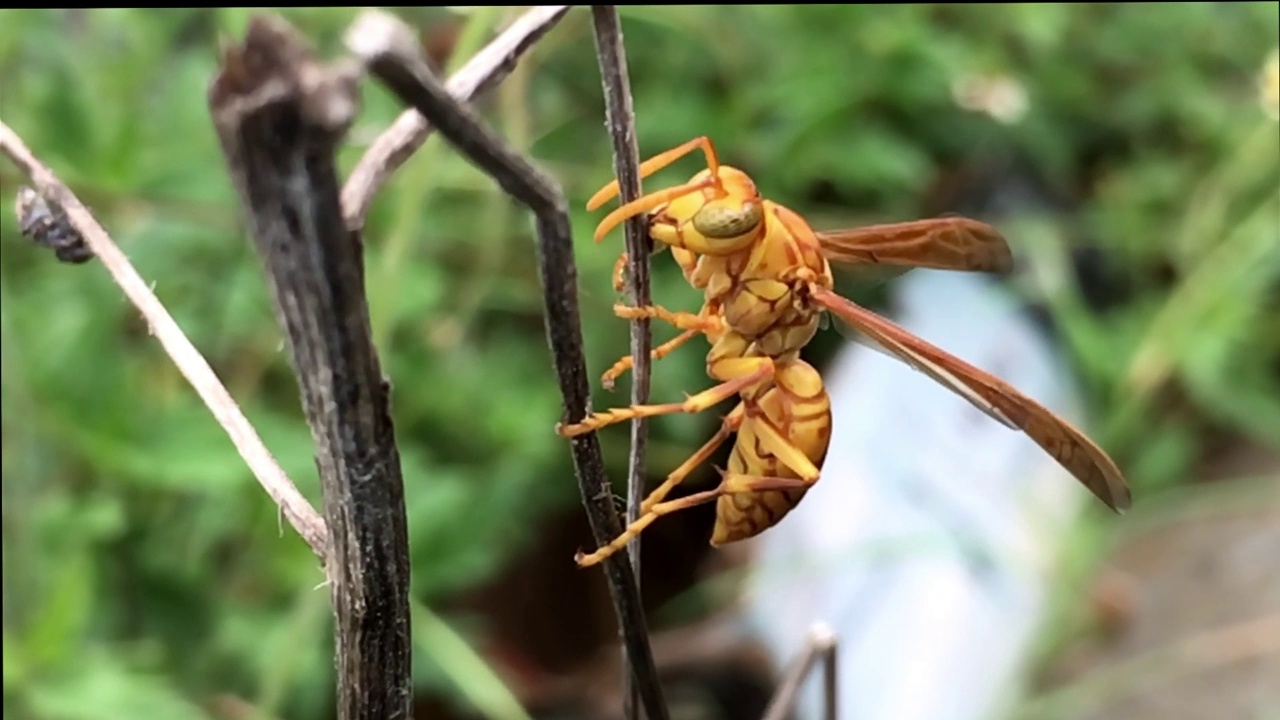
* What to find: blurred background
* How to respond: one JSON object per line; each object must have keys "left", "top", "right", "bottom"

{"left": 1, "top": 5, "right": 1277, "bottom": 720}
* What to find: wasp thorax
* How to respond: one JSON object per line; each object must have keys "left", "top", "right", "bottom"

{"left": 692, "top": 200, "right": 763, "bottom": 239}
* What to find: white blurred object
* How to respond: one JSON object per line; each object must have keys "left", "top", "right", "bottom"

{"left": 742, "top": 269, "right": 1092, "bottom": 720}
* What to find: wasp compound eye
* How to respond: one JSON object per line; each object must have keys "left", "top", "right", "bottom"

{"left": 692, "top": 200, "right": 763, "bottom": 240}
{"left": 15, "top": 186, "right": 94, "bottom": 264}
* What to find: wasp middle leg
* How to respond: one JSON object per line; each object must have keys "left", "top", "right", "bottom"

{"left": 612, "top": 302, "right": 723, "bottom": 334}
{"left": 556, "top": 355, "right": 773, "bottom": 437}
{"left": 574, "top": 445, "right": 811, "bottom": 568}
{"left": 558, "top": 332, "right": 765, "bottom": 437}
{"left": 601, "top": 329, "right": 701, "bottom": 390}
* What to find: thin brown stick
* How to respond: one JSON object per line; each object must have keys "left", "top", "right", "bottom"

{"left": 340, "top": 4, "right": 570, "bottom": 230}
{"left": 588, "top": 8, "right": 652, "bottom": 720}
{"left": 209, "top": 16, "right": 411, "bottom": 719}
{"left": 761, "top": 623, "right": 839, "bottom": 720}
{"left": 0, "top": 119, "right": 328, "bottom": 559}
{"left": 344, "top": 10, "right": 670, "bottom": 720}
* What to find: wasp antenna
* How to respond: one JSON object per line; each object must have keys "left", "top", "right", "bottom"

{"left": 698, "top": 136, "right": 721, "bottom": 177}
{"left": 593, "top": 177, "right": 714, "bottom": 242}
{"left": 589, "top": 135, "right": 725, "bottom": 212}
{"left": 586, "top": 182, "right": 621, "bottom": 211}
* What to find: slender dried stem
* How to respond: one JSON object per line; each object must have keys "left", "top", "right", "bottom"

{"left": 0, "top": 119, "right": 328, "bottom": 558}
{"left": 588, "top": 7, "right": 652, "bottom": 720}
{"left": 341, "top": 5, "right": 570, "bottom": 230}
{"left": 208, "top": 16, "right": 411, "bottom": 719}
{"left": 345, "top": 10, "right": 670, "bottom": 720}
{"left": 761, "top": 624, "right": 839, "bottom": 720}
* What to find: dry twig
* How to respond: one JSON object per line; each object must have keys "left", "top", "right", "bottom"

{"left": 588, "top": 7, "right": 653, "bottom": 720}
{"left": 341, "top": 5, "right": 570, "bottom": 230}
{"left": 761, "top": 624, "right": 839, "bottom": 720}
{"left": 208, "top": 17, "right": 411, "bottom": 718}
{"left": 0, "top": 120, "right": 329, "bottom": 558}
{"left": 344, "top": 10, "right": 670, "bottom": 719}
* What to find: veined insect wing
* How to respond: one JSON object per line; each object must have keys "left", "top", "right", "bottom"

{"left": 817, "top": 299, "right": 1020, "bottom": 430}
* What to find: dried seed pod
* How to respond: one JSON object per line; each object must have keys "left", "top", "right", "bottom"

{"left": 14, "top": 186, "right": 94, "bottom": 264}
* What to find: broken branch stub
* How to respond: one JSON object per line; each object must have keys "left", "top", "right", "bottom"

{"left": 208, "top": 15, "right": 412, "bottom": 720}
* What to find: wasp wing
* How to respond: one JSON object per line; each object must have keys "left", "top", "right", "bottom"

{"left": 809, "top": 285, "right": 1130, "bottom": 513}
{"left": 817, "top": 216, "right": 1014, "bottom": 277}
{"left": 817, "top": 216, "right": 1017, "bottom": 348}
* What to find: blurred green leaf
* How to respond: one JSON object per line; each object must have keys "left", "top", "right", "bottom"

{"left": 1125, "top": 190, "right": 1280, "bottom": 400}
{"left": 4, "top": 631, "right": 28, "bottom": 691}
{"left": 411, "top": 602, "right": 533, "bottom": 720}
{"left": 20, "top": 548, "right": 94, "bottom": 671}
{"left": 26, "top": 656, "right": 212, "bottom": 720}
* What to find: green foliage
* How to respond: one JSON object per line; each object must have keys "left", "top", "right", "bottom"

{"left": 2, "top": 5, "right": 1276, "bottom": 718}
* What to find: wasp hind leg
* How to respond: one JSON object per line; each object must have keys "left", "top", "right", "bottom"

{"left": 574, "top": 406, "right": 743, "bottom": 568}
{"left": 574, "top": 459, "right": 810, "bottom": 568}
{"left": 639, "top": 403, "right": 745, "bottom": 513}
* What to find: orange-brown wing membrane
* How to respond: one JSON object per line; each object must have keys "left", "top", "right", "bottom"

{"left": 816, "top": 217, "right": 1014, "bottom": 274}
{"left": 809, "top": 285, "right": 1130, "bottom": 512}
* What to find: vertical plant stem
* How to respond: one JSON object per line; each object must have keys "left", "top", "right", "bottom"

{"left": 210, "top": 17, "right": 412, "bottom": 718}
{"left": 589, "top": 7, "right": 652, "bottom": 719}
